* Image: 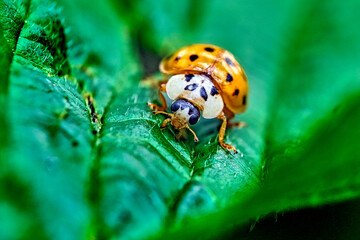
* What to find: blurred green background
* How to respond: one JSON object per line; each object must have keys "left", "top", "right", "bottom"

{"left": 1, "top": 0, "right": 360, "bottom": 239}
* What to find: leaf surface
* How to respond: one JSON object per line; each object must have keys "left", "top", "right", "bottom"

{"left": 1, "top": 0, "right": 360, "bottom": 239}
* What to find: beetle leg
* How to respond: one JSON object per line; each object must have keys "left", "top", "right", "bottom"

{"left": 217, "top": 112, "right": 237, "bottom": 153}
{"left": 154, "top": 111, "right": 173, "bottom": 129}
{"left": 160, "top": 118, "right": 172, "bottom": 129}
{"left": 223, "top": 107, "right": 247, "bottom": 128}
{"left": 147, "top": 83, "right": 168, "bottom": 111}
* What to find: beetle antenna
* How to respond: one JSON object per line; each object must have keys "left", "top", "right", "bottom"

{"left": 185, "top": 125, "right": 199, "bottom": 142}
{"left": 154, "top": 111, "right": 173, "bottom": 117}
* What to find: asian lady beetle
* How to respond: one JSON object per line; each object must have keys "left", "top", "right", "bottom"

{"left": 148, "top": 44, "right": 248, "bottom": 153}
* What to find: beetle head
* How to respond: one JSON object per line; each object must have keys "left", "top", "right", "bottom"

{"left": 170, "top": 99, "right": 200, "bottom": 129}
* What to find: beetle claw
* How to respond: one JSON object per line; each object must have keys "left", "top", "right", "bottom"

{"left": 220, "top": 142, "right": 238, "bottom": 154}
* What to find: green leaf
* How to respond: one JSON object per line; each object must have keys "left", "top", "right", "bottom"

{"left": 57, "top": 0, "right": 141, "bottom": 110}
{"left": 158, "top": 92, "right": 360, "bottom": 239}
{"left": 148, "top": 0, "right": 360, "bottom": 238}
{"left": 0, "top": 0, "right": 140, "bottom": 239}
{"left": 1, "top": 0, "right": 360, "bottom": 239}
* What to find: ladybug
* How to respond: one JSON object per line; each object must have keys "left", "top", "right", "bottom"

{"left": 148, "top": 44, "right": 248, "bottom": 153}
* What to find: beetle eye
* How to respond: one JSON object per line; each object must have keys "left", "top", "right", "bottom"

{"left": 189, "top": 115, "right": 199, "bottom": 125}
{"left": 171, "top": 101, "right": 180, "bottom": 112}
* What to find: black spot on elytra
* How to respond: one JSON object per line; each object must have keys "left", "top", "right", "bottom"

{"left": 225, "top": 57, "right": 234, "bottom": 66}
{"left": 204, "top": 47, "right": 215, "bottom": 52}
{"left": 175, "top": 56, "right": 181, "bottom": 61}
{"left": 210, "top": 86, "right": 219, "bottom": 96}
{"left": 243, "top": 95, "right": 247, "bottom": 105}
{"left": 200, "top": 87, "right": 208, "bottom": 101}
{"left": 92, "top": 130, "right": 98, "bottom": 135}
{"left": 185, "top": 83, "right": 198, "bottom": 91}
{"left": 189, "top": 54, "right": 199, "bottom": 61}
{"left": 233, "top": 89, "right": 239, "bottom": 96}
{"left": 226, "top": 73, "right": 233, "bottom": 82}
{"left": 185, "top": 74, "right": 194, "bottom": 82}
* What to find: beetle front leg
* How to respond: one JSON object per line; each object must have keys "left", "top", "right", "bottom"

{"left": 147, "top": 83, "right": 168, "bottom": 111}
{"left": 217, "top": 112, "right": 237, "bottom": 153}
